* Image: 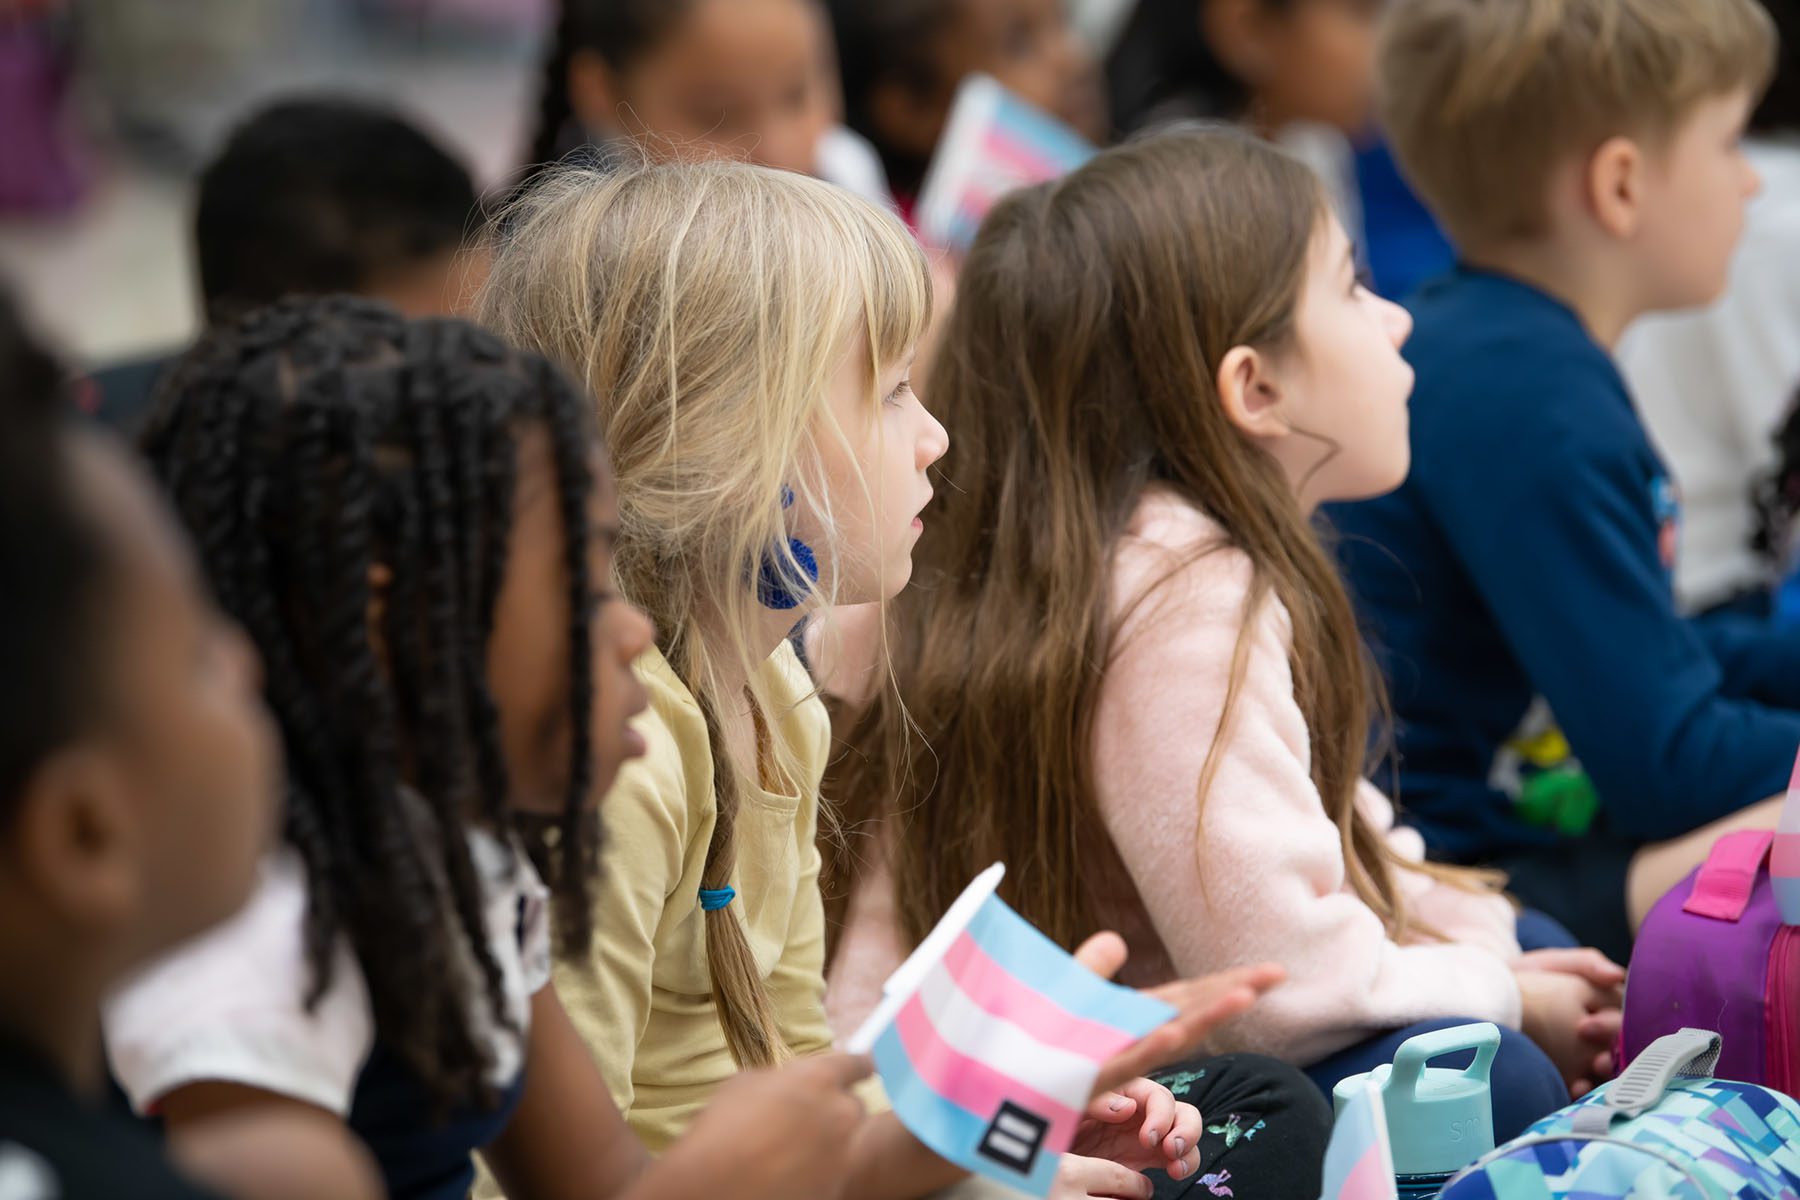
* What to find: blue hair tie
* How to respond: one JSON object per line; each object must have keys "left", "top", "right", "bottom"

{"left": 699, "top": 886, "right": 737, "bottom": 911}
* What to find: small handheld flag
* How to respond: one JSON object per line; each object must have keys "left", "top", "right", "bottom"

{"left": 847, "top": 864, "right": 1175, "bottom": 1196}
{"left": 1320, "top": 1077, "right": 1399, "bottom": 1200}
{"left": 914, "top": 74, "right": 1097, "bottom": 255}
{"left": 1774, "top": 745, "right": 1800, "bottom": 925}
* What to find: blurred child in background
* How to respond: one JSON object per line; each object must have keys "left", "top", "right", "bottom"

{"left": 825, "top": 0, "right": 1109, "bottom": 212}
{"left": 1103, "top": 0, "right": 1453, "bottom": 295}
{"left": 1618, "top": 0, "right": 1800, "bottom": 620}
{"left": 528, "top": 0, "right": 891, "bottom": 204}
{"left": 87, "top": 96, "right": 482, "bottom": 434}
{"left": 0, "top": 288, "right": 378, "bottom": 1200}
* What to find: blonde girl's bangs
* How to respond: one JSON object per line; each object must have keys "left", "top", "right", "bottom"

{"left": 859, "top": 211, "right": 933, "bottom": 385}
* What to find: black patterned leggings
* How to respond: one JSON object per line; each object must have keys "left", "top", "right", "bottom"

{"left": 1147, "top": 1054, "right": 1333, "bottom": 1200}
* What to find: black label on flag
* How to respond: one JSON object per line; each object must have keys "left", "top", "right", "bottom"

{"left": 977, "top": 1101, "right": 1050, "bottom": 1176}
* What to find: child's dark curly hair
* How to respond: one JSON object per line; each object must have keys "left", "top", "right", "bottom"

{"left": 141, "top": 295, "right": 599, "bottom": 1110}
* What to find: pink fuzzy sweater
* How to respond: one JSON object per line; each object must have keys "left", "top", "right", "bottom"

{"left": 828, "top": 490, "right": 1524, "bottom": 1066}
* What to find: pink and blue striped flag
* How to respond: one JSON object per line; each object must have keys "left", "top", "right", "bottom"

{"left": 1320, "top": 1077, "right": 1398, "bottom": 1200}
{"left": 1774, "top": 745, "right": 1800, "bottom": 925}
{"left": 847, "top": 864, "right": 1175, "bottom": 1196}
{"left": 914, "top": 74, "right": 1097, "bottom": 255}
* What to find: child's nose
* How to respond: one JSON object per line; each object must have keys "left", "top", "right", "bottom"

{"left": 1382, "top": 297, "right": 1414, "bottom": 349}
{"left": 919, "top": 409, "right": 949, "bottom": 468}
{"left": 616, "top": 603, "right": 656, "bottom": 661}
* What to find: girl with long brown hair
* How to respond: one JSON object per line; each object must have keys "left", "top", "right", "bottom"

{"left": 826, "top": 125, "right": 1623, "bottom": 1148}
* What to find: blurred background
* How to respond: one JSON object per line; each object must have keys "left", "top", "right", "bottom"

{"left": 0, "top": 0, "right": 549, "bottom": 367}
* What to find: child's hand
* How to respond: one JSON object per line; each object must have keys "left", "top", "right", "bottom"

{"left": 1049, "top": 1153, "right": 1157, "bottom": 1199}
{"left": 1516, "top": 967, "right": 1620, "bottom": 1098}
{"left": 670, "top": 1053, "right": 871, "bottom": 1200}
{"left": 1074, "top": 931, "right": 1284, "bottom": 1092}
{"left": 1073, "top": 1077, "right": 1203, "bottom": 1181}
{"left": 1515, "top": 947, "right": 1625, "bottom": 1004}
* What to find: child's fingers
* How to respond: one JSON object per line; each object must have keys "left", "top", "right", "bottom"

{"left": 1094, "top": 963, "right": 1281, "bottom": 1092}
{"left": 1073, "top": 932, "right": 1129, "bottom": 981}
{"left": 1577, "top": 1009, "right": 1622, "bottom": 1046}
{"left": 807, "top": 1052, "right": 876, "bottom": 1089}
{"left": 1085, "top": 1090, "right": 1139, "bottom": 1123}
{"left": 1162, "top": 1100, "right": 1202, "bottom": 1164}
{"left": 1097, "top": 992, "right": 1246, "bottom": 1092}
{"left": 1116, "top": 1080, "right": 1176, "bottom": 1150}
{"left": 1518, "top": 947, "right": 1626, "bottom": 988}
{"left": 1058, "top": 1154, "right": 1154, "bottom": 1200}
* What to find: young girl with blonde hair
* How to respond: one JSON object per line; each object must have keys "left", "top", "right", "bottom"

{"left": 825, "top": 125, "right": 1626, "bottom": 1151}
{"left": 477, "top": 156, "right": 1282, "bottom": 1199}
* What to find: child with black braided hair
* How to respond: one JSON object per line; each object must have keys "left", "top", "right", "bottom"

{"left": 101, "top": 295, "right": 882, "bottom": 1200}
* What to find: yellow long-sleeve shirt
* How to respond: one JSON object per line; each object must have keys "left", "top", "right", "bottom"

{"left": 556, "top": 641, "right": 885, "bottom": 1152}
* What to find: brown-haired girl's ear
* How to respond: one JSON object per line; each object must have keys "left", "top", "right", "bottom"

{"left": 568, "top": 47, "right": 627, "bottom": 139}
{"left": 1215, "top": 344, "right": 1291, "bottom": 440}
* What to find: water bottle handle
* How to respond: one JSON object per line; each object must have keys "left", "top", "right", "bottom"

{"left": 1388, "top": 1023, "right": 1502, "bottom": 1100}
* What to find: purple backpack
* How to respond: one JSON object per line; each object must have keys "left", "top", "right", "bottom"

{"left": 1621, "top": 809, "right": 1800, "bottom": 1095}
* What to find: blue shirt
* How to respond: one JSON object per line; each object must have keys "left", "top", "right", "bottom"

{"left": 1329, "top": 266, "right": 1800, "bottom": 861}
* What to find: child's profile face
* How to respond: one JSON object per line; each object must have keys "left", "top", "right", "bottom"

{"left": 66, "top": 433, "right": 279, "bottom": 963}
{"left": 576, "top": 0, "right": 839, "bottom": 180}
{"left": 1209, "top": 0, "right": 1383, "bottom": 135}
{"left": 485, "top": 429, "right": 654, "bottom": 814}
{"left": 1632, "top": 88, "right": 1760, "bottom": 312}
{"left": 934, "top": 0, "right": 1108, "bottom": 143}
{"left": 805, "top": 334, "right": 948, "bottom": 605}
{"left": 1259, "top": 214, "right": 1415, "bottom": 508}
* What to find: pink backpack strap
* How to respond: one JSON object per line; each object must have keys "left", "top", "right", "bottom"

{"left": 1683, "top": 829, "right": 1777, "bottom": 922}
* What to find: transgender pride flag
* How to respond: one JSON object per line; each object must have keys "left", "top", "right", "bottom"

{"left": 847, "top": 864, "right": 1174, "bottom": 1196}
{"left": 1775, "top": 746, "right": 1800, "bottom": 926}
{"left": 914, "top": 74, "right": 1097, "bottom": 255}
{"left": 1320, "top": 1078, "right": 1398, "bottom": 1200}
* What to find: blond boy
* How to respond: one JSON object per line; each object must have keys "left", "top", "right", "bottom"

{"left": 1331, "top": 0, "right": 1791, "bottom": 964}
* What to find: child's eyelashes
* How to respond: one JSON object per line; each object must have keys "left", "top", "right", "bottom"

{"left": 885, "top": 379, "right": 913, "bottom": 406}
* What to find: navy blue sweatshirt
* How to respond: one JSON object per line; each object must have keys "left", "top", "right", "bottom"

{"left": 1329, "top": 266, "right": 1800, "bottom": 862}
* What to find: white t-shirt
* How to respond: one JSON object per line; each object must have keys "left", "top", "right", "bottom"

{"left": 103, "top": 829, "right": 551, "bottom": 1117}
{"left": 1617, "top": 136, "right": 1800, "bottom": 612}
{"left": 815, "top": 125, "right": 894, "bottom": 209}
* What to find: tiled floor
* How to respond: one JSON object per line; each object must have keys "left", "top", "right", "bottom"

{"left": 0, "top": 3, "right": 542, "bottom": 367}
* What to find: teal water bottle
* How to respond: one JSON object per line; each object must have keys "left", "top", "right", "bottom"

{"left": 1331, "top": 1023, "right": 1499, "bottom": 1199}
